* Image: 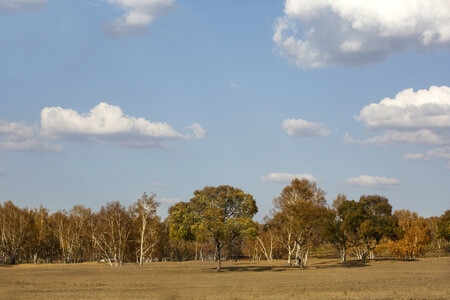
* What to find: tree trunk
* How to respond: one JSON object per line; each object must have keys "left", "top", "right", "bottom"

{"left": 340, "top": 244, "right": 347, "bottom": 263}
{"left": 216, "top": 241, "right": 222, "bottom": 272}
{"left": 139, "top": 227, "right": 145, "bottom": 265}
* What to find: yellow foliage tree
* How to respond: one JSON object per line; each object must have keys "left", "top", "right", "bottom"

{"left": 388, "top": 210, "right": 431, "bottom": 260}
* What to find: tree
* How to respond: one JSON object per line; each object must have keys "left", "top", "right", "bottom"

{"left": 91, "top": 201, "right": 133, "bottom": 266}
{"left": 255, "top": 219, "right": 277, "bottom": 261}
{"left": 28, "top": 206, "right": 60, "bottom": 263}
{"left": 388, "top": 210, "right": 431, "bottom": 260}
{"left": 50, "top": 211, "right": 75, "bottom": 263}
{"left": 437, "top": 210, "right": 450, "bottom": 242}
{"left": 337, "top": 195, "right": 396, "bottom": 262}
{"left": 50, "top": 205, "right": 92, "bottom": 263}
{"left": 168, "top": 201, "right": 198, "bottom": 261}
{"left": 327, "top": 194, "right": 351, "bottom": 262}
{"left": 271, "top": 178, "right": 332, "bottom": 267}
{"left": 130, "top": 192, "right": 160, "bottom": 265}
{"left": 169, "top": 185, "right": 258, "bottom": 271}
{"left": 68, "top": 205, "right": 93, "bottom": 262}
{"left": 0, "top": 201, "right": 33, "bottom": 264}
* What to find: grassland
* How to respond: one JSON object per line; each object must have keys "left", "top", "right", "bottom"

{"left": 0, "top": 257, "right": 448, "bottom": 299}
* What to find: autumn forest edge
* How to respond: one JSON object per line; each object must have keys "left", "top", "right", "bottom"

{"left": 1, "top": 178, "right": 449, "bottom": 271}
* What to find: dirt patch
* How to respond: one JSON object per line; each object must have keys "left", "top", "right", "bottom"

{"left": 0, "top": 257, "right": 448, "bottom": 299}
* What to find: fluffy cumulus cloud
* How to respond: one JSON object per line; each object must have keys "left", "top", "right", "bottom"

{"left": 40, "top": 102, "right": 204, "bottom": 147}
{"left": 1, "top": 102, "right": 204, "bottom": 151}
{"left": 273, "top": 0, "right": 450, "bottom": 68}
{"left": 105, "top": 0, "right": 176, "bottom": 36}
{"left": 356, "top": 86, "right": 450, "bottom": 130}
{"left": 349, "top": 86, "right": 450, "bottom": 167}
{"left": 350, "top": 86, "right": 450, "bottom": 145}
{"left": 261, "top": 172, "right": 317, "bottom": 183}
{"left": 0, "top": 0, "right": 47, "bottom": 13}
{"left": 346, "top": 175, "right": 401, "bottom": 189}
{"left": 282, "top": 118, "right": 331, "bottom": 137}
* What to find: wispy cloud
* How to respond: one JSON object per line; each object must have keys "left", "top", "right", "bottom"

{"left": 403, "top": 153, "right": 426, "bottom": 161}
{"left": 0, "top": 0, "right": 47, "bottom": 13}
{"left": 0, "top": 120, "right": 61, "bottom": 152}
{"left": 187, "top": 123, "right": 207, "bottom": 140}
{"left": 261, "top": 172, "right": 317, "bottom": 183}
{"left": 346, "top": 175, "right": 401, "bottom": 189}
{"left": 403, "top": 147, "right": 450, "bottom": 162}
{"left": 104, "top": 0, "right": 176, "bottom": 36}
{"left": 282, "top": 118, "right": 331, "bottom": 137}
{"left": 273, "top": 0, "right": 450, "bottom": 69}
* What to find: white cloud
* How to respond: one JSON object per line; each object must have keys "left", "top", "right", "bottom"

{"left": 346, "top": 175, "right": 401, "bottom": 189}
{"left": 41, "top": 102, "right": 203, "bottom": 147}
{"left": 105, "top": 0, "right": 176, "bottom": 36}
{"left": 403, "top": 153, "right": 426, "bottom": 160}
{"left": 261, "top": 172, "right": 317, "bottom": 183}
{"left": 1, "top": 103, "right": 204, "bottom": 151}
{"left": 352, "top": 86, "right": 450, "bottom": 146}
{"left": 187, "top": 123, "right": 207, "bottom": 140}
{"left": 427, "top": 146, "right": 450, "bottom": 160}
{"left": 402, "top": 147, "right": 450, "bottom": 168}
{"left": 363, "top": 129, "right": 445, "bottom": 146}
{"left": 273, "top": 0, "right": 450, "bottom": 69}
{"left": 0, "top": 0, "right": 46, "bottom": 13}
{"left": 282, "top": 118, "right": 331, "bottom": 137}
{"left": 356, "top": 86, "right": 450, "bottom": 130}
{"left": 0, "top": 120, "right": 61, "bottom": 152}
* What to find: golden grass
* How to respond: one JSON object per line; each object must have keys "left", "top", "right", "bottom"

{"left": 0, "top": 257, "right": 449, "bottom": 299}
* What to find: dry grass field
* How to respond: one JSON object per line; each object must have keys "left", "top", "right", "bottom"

{"left": 0, "top": 257, "right": 449, "bottom": 299}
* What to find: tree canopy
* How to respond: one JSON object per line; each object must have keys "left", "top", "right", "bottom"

{"left": 169, "top": 185, "right": 258, "bottom": 271}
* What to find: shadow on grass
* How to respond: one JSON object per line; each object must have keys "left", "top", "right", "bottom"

{"left": 211, "top": 260, "right": 373, "bottom": 272}
{"left": 313, "top": 260, "right": 371, "bottom": 269}
{"left": 214, "top": 265, "right": 289, "bottom": 272}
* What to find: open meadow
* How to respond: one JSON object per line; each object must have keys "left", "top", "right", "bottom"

{"left": 0, "top": 257, "right": 448, "bottom": 299}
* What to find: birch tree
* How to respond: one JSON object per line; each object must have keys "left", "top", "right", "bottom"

{"left": 0, "top": 201, "right": 33, "bottom": 264}
{"left": 388, "top": 210, "right": 431, "bottom": 260}
{"left": 272, "top": 178, "right": 332, "bottom": 268}
{"left": 91, "top": 201, "right": 133, "bottom": 266}
{"left": 131, "top": 192, "right": 160, "bottom": 265}
{"left": 256, "top": 221, "right": 276, "bottom": 261}
{"left": 29, "top": 206, "right": 60, "bottom": 263}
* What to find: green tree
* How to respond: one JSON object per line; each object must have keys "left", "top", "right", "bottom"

{"left": 337, "top": 195, "right": 396, "bottom": 262}
{"left": 169, "top": 185, "right": 258, "bottom": 271}
{"left": 327, "top": 194, "right": 351, "bottom": 262}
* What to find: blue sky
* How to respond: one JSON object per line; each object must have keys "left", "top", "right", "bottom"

{"left": 1, "top": 0, "right": 449, "bottom": 220}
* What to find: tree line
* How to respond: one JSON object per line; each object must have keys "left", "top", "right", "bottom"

{"left": 1, "top": 179, "right": 449, "bottom": 271}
